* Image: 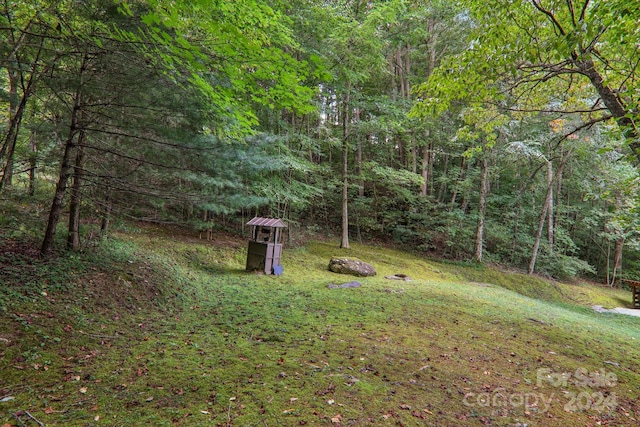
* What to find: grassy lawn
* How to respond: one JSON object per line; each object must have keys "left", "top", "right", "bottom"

{"left": 1, "top": 224, "right": 640, "bottom": 426}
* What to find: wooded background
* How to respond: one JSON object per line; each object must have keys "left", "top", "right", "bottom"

{"left": 2, "top": 0, "right": 640, "bottom": 283}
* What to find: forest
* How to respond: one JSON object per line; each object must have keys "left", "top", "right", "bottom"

{"left": 2, "top": 0, "right": 640, "bottom": 282}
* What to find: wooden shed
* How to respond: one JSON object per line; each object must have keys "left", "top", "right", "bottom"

{"left": 245, "top": 217, "right": 286, "bottom": 275}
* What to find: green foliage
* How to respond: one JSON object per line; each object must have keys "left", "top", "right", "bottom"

{"left": 128, "top": 0, "right": 316, "bottom": 134}
{"left": 4, "top": 0, "right": 640, "bottom": 284}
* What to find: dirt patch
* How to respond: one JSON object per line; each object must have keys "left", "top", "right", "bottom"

{"left": 135, "top": 222, "right": 245, "bottom": 248}
{"left": 0, "top": 238, "right": 41, "bottom": 258}
{"left": 0, "top": 238, "right": 47, "bottom": 288}
{"left": 74, "top": 261, "right": 170, "bottom": 315}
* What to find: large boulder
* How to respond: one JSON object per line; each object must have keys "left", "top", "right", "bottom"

{"left": 328, "top": 257, "right": 376, "bottom": 277}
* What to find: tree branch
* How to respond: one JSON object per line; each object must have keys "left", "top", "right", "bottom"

{"left": 567, "top": 0, "right": 576, "bottom": 27}
{"left": 530, "top": 0, "right": 566, "bottom": 36}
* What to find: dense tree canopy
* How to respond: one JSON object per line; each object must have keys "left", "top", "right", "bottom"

{"left": 2, "top": 0, "right": 640, "bottom": 282}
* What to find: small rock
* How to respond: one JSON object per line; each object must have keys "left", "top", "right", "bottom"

{"left": 328, "top": 281, "right": 361, "bottom": 289}
{"left": 384, "top": 274, "right": 412, "bottom": 281}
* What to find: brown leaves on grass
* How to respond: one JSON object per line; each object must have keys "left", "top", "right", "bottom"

{"left": 315, "top": 383, "right": 335, "bottom": 396}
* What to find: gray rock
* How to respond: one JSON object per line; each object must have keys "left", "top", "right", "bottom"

{"left": 328, "top": 281, "right": 362, "bottom": 289}
{"left": 328, "top": 257, "right": 376, "bottom": 277}
{"left": 384, "top": 273, "right": 412, "bottom": 281}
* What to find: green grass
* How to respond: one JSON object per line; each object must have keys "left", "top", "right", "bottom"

{"left": 1, "top": 226, "right": 640, "bottom": 426}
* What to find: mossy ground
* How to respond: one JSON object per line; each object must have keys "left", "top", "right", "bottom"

{"left": 1, "top": 223, "right": 640, "bottom": 426}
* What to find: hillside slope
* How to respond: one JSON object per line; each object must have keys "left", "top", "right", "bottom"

{"left": 1, "top": 225, "right": 639, "bottom": 426}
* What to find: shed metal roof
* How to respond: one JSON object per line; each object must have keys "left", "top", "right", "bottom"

{"left": 246, "top": 217, "right": 287, "bottom": 228}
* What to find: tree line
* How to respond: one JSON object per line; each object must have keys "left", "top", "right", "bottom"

{"left": 2, "top": 0, "right": 639, "bottom": 282}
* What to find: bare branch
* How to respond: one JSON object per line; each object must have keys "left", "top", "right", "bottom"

{"left": 553, "top": 114, "right": 612, "bottom": 150}
{"left": 530, "top": 0, "right": 566, "bottom": 36}
{"left": 567, "top": 0, "right": 576, "bottom": 27}
{"left": 579, "top": 0, "right": 591, "bottom": 22}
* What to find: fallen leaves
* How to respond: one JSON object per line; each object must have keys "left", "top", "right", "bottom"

{"left": 316, "top": 383, "right": 335, "bottom": 396}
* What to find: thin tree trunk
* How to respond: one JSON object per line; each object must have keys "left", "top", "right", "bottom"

{"left": 555, "top": 148, "right": 564, "bottom": 238}
{"left": 528, "top": 191, "right": 550, "bottom": 275}
{"left": 420, "top": 142, "right": 429, "bottom": 196}
{"left": 28, "top": 130, "right": 37, "bottom": 195}
{"left": 397, "top": 49, "right": 405, "bottom": 99}
{"left": 528, "top": 150, "right": 571, "bottom": 274}
{"left": 357, "top": 135, "right": 365, "bottom": 197}
{"left": 410, "top": 134, "right": 417, "bottom": 174}
{"left": 605, "top": 236, "right": 611, "bottom": 286}
{"left": 41, "top": 56, "right": 87, "bottom": 256}
{"left": 611, "top": 237, "right": 624, "bottom": 286}
{"left": 340, "top": 83, "right": 351, "bottom": 249}
{"left": 0, "top": 39, "right": 52, "bottom": 192}
{"left": 101, "top": 191, "right": 112, "bottom": 234}
{"left": 546, "top": 158, "right": 554, "bottom": 249}
{"left": 429, "top": 142, "right": 434, "bottom": 195}
{"left": 67, "top": 128, "right": 86, "bottom": 251}
{"left": 41, "top": 126, "right": 79, "bottom": 256}
{"left": 404, "top": 43, "right": 411, "bottom": 101}
{"left": 449, "top": 157, "right": 466, "bottom": 211}
{"left": 0, "top": 68, "right": 23, "bottom": 191}
{"left": 389, "top": 54, "right": 397, "bottom": 101}
{"left": 511, "top": 202, "right": 521, "bottom": 263}
{"left": 437, "top": 154, "right": 449, "bottom": 203}
{"left": 355, "top": 108, "right": 364, "bottom": 197}
{"left": 475, "top": 156, "right": 489, "bottom": 262}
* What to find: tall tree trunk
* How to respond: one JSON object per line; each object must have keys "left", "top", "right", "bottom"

{"left": 389, "top": 53, "right": 397, "bottom": 101}
{"left": 528, "top": 189, "right": 551, "bottom": 275}
{"left": 0, "top": 39, "right": 51, "bottom": 192}
{"left": 28, "top": 130, "right": 37, "bottom": 196}
{"left": 0, "top": 68, "right": 23, "bottom": 191}
{"left": 355, "top": 108, "right": 364, "bottom": 197}
{"left": 340, "top": 83, "right": 351, "bottom": 249}
{"left": 101, "top": 190, "right": 112, "bottom": 234}
{"left": 41, "top": 57, "right": 87, "bottom": 256}
{"left": 41, "top": 123, "right": 79, "bottom": 256}
{"left": 403, "top": 43, "right": 411, "bottom": 101}
{"left": 611, "top": 237, "right": 624, "bottom": 286}
{"left": 511, "top": 201, "right": 521, "bottom": 263}
{"left": 357, "top": 135, "right": 365, "bottom": 197}
{"left": 425, "top": 142, "right": 436, "bottom": 196}
{"left": 420, "top": 143, "right": 429, "bottom": 196}
{"left": 475, "top": 156, "right": 489, "bottom": 262}
{"left": 397, "top": 49, "right": 405, "bottom": 99}
{"left": 67, "top": 128, "right": 86, "bottom": 251}
{"left": 449, "top": 157, "right": 466, "bottom": 211}
{"left": 528, "top": 150, "right": 571, "bottom": 274}
{"left": 546, "top": 157, "right": 554, "bottom": 249}
{"left": 437, "top": 154, "right": 449, "bottom": 203}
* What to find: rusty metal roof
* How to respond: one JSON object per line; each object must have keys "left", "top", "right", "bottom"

{"left": 246, "top": 217, "right": 287, "bottom": 228}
